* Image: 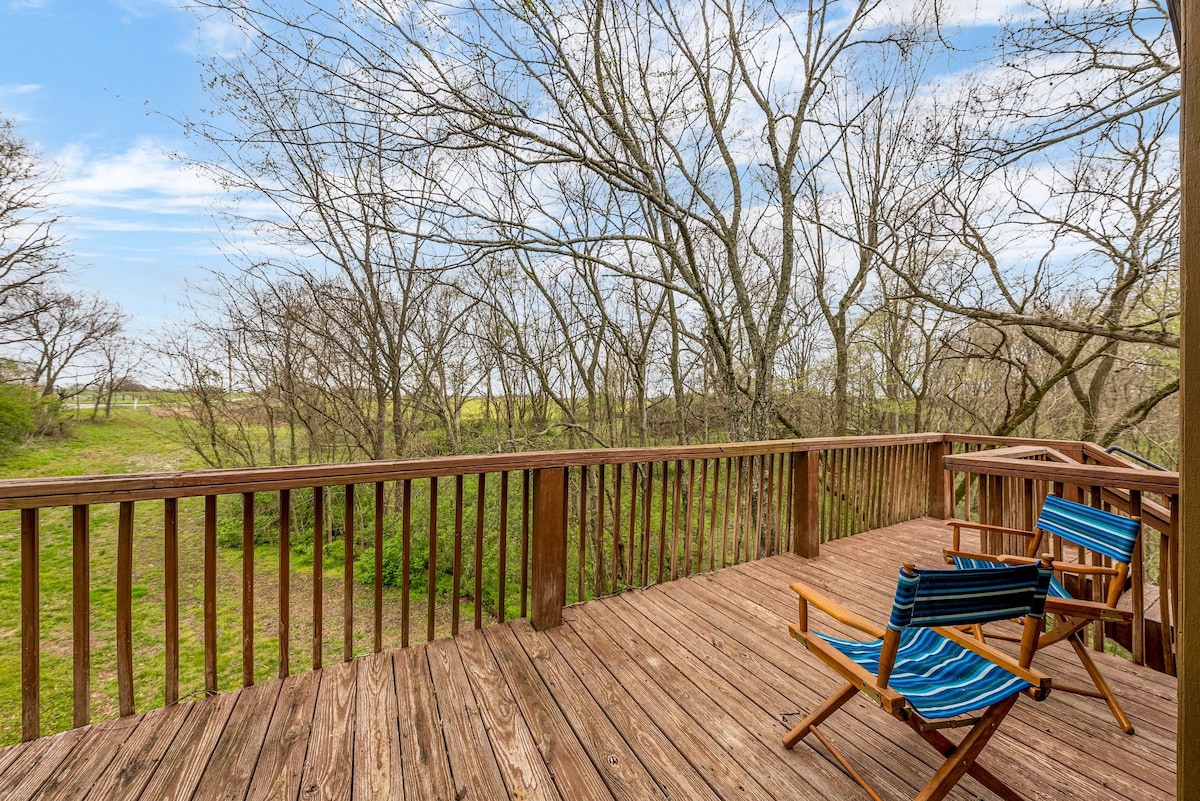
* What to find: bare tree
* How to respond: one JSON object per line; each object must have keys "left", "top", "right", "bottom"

{"left": 0, "top": 116, "right": 67, "bottom": 336}
{"left": 11, "top": 287, "right": 125, "bottom": 397}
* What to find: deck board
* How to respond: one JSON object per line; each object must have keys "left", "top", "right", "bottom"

{"left": 0, "top": 518, "right": 1178, "bottom": 800}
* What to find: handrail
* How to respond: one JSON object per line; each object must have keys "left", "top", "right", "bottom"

{"left": 0, "top": 433, "right": 947, "bottom": 510}
{"left": 1104, "top": 445, "right": 1170, "bottom": 471}
{"left": 0, "top": 433, "right": 946, "bottom": 743}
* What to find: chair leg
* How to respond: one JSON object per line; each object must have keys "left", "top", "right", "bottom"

{"left": 1068, "top": 634, "right": 1135, "bottom": 734}
{"left": 783, "top": 681, "right": 858, "bottom": 749}
{"left": 912, "top": 695, "right": 1018, "bottom": 801}
{"left": 915, "top": 726, "right": 1026, "bottom": 801}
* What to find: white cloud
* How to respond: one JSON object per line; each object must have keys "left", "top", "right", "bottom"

{"left": 54, "top": 140, "right": 225, "bottom": 217}
{"left": 178, "top": 12, "right": 252, "bottom": 59}
{"left": 0, "top": 83, "right": 40, "bottom": 96}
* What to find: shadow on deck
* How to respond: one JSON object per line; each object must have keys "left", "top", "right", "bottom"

{"left": 0, "top": 519, "right": 1177, "bottom": 800}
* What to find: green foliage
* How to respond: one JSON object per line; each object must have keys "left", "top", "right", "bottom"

{"left": 0, "top": 384, "right": 35, "bottom": 452}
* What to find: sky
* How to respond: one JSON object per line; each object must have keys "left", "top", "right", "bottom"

{"left": 0, "top": 0, "right": 238, "bottom": 339}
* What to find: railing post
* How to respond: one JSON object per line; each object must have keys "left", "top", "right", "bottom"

{"left": 791, "top": 451, "right": 819, "bottom": 558}
{"left": 531, "top": 467, "right": 568, "bottom": 630}
{"left": 927, "top": 440, "right": 952, "bottom": 519}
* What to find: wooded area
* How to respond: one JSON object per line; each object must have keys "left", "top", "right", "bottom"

{"left": 0, "top": 0, "right": 1182, "bottom": 468}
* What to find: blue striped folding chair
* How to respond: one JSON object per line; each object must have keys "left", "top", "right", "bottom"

{"left": 785, "top": 561, "right": 1053, "bottom": 801}
{"left": 944, "top": 494, "right": 1142, "bottom": 733}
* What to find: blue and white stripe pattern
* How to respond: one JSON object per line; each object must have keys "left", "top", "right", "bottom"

{"left": 948, "top": 556, "right": 1070, "bottom": 599}
{"left": 816, "top": 627, "right": 1033, "bottom": 719}
{"left": 887, "top": 563, "right": 1052, "bottom": 631}
{"left": 1037, "top": 495, "right": 1140, "bottom": 564}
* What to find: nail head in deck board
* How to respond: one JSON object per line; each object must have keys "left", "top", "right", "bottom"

{"left": 531, "top": 467, "right": 568, "bottom": 630}
{"left": 132, "top": 690, "right": 240, "bottom": 800}
{"left": 245, "top": 668, "right": 321, "bottom": 801}
{"left": 352, "top": 652, "right": 403, "bottom": 800}
{"left": 510, "top": 620, "right": 684, "bottom": 801}
{"left": 393, "top": 645, "right": 455, "bottom": 800}
{"left": 456, "top": 628, "right": 566, "bottom": 801}
{"left": 425, "top": 638, "right": 510, "bottom": 800}
{"left": 298, "top": 658, "right": 358, "bottom": 801}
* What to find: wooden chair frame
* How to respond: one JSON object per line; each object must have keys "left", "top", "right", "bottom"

{"left": 784, "top": 564, "right": 1051, "bottom": 801}
{"left": 945, "top": 511, "right": 1140, "bottom": 734}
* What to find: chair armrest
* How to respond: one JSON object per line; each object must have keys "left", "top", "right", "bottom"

{"left": 790, "top": 582, "right": 886, "bottom": 639}
{"left": 1045, "top": 596, "right": 1131, "bottom": 621}
{"left": 945, "top": 519, "right": 1036, "bottom": 537}
{"left": 933, "top": 625, "right": 1052, "bottom": 697}
{"left": 943, "top": 548, "right": 1028, "bottom": 567}
{"left": 1051, "top": 561, "right": 1121, "bottom": 577}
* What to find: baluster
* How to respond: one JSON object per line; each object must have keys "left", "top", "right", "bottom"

{"left": 627, "top": 463, "right": 637, "bottom": 590}
{"left": 312, "top": 486, "right": 324, "bottom": 670}
{"left": 612, "top": 463, "right": 622, "bottom": 593}
{"left": 402, "top": 479, "right": 412, "bottom": 646}
{"left": 427, "top": 477, "right": 438, "bottom": 641}
{"left": 475, "top": 473, "right": 486, "bottom": 630}
{"left": 343, "top": 484, "right": 354, "bottom": 662}
{"left": 521, "top": 470, "right": 530, "bottom": 618}
{"left": 243, "top": 492, "right": 255, "bottom": 685}
{"left": 499, "top": 470, "right": 509, "bottom": 622}
{"left": 21, "top": 508, "right": 39, "bottom": 741}
{"left": 374, "top": 482, "right": 384, "bottom": 653}
{"left": 452, "top": 475, "right": 464, "bottom": 636}
{"left": 578, "top": 465, "right": 588, "bottom": 602}
{"left": 205, "top": 495, "right": 218, "bottom": 689}
{"left": 280, "top": 489, "right": 291, "bottom": 677}
{"left": 118, "top": 500, "right": 135, "bottom": 713}
{"left": 72, "top": 505, "right": 89, "bottom": 728}
{"left": 165, "top": 498, "right": 179, "bottom": 704}
{"left": 642, "top": 462, "right": 654, "bottom": 585}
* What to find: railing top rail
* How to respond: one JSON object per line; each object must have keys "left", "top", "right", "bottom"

{"left": 943, "top": 453, "right": 1179, "bottom": 494}
{"left": 0, "top": 433, "right": 947, "bottom": 510}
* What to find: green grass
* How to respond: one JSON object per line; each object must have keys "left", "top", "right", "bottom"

{"left": 0, "top": 405, "right": 790, "bottom": 746}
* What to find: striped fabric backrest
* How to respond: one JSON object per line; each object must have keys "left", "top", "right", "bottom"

{"left": 888, "top": 563, "right": 1052, "bottom": 631}
{"left": 1037, "top": 494, "right": 1140, "bottom": 564}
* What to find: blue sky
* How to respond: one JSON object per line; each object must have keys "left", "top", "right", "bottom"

{"left": 0, "top": 0, "right": 237, "bottom": 337}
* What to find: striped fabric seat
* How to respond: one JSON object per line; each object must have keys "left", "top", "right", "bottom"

{"left": 1038, "top": 494, "right": 1140, "bottom": 562}
{"left": 784, "top": 562, "right": 1053, "bottom": 798}
{"left": 816, "top": 627, "right": 1032, "bottom": 719}
{"left": 820, "top": 563, "right": 1052, "bottom": 720}
{"left": 949, "top": 555, "right": 1071, "bottom": 599}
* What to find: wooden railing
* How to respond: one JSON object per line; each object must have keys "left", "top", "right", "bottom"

{"left": 0, "top": 434, "right": 945, "bottom": 742}
{"left": 943, "top": 436, "right": 1180, "bottom": 676}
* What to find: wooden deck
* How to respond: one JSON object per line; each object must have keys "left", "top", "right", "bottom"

{"left": 0, "top": 519, "right": 1177, "bottom": 800}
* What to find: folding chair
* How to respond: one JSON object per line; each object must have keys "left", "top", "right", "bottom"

{"left": 784, "top": 561, "right": 1053, "bottom": 801}
{"left": 944, "top": 494, "right": 1141, "bottom": 733}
